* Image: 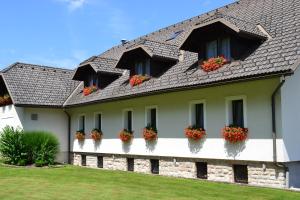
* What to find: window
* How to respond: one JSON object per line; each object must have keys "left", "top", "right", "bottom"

{"left": 232, "top": 100, "right": 244, "bottom": 127}
{"left": 97, "top": 156, "right": 103, "bottom": 168}
{"left": 146, "top": 106, "right": 157, "bottom": 129}
{"left": 233, "top": 165, "right": 248, "bottom": 184}
{"left": 135, "top": 59, "right": 150, "bottom": 75}
{"left": 123, "top": 110, "right": 133, "bottom": 132}
{"left": 95, "top": 113, "right": 102, "bottom": 130}
{"left": 226, "top": 96, "right": 247, "bottom": 128}
{"left": 31, "top": 113, "right": 38, "bottom": 121}
{"left": 79, "top": 115, "right": 85, "bottom": 132}
{"left": 196, "top": 162, "right": 208, "bottom": 179}
{"left": 150, "top": 159, "right": 159, "bottom": 174}
{"left": 81, "top": 155, "right": 86, "bottom": 166}
{"left": 206, "top": 38, "right": 231, "bottom": 60}
{"left": 84, "top": 74, "right": 99, "bottom": 87}
{"left": 190, "top": 101, "right": 206, "bottom": 129}
{"left": 127, "top": 158, "right": 134, "bottom": 172}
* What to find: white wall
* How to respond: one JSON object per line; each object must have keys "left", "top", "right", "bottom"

{"left": 68, "top": 78, "right": 285, "bottom": 162}
{"left": 0, "top": 105, "right": 24, "bottom": 130}
{"left": 21, "top": 108, "right": 69, "bottom": 163}
{"left": 281, "top": 65, "right": 300, "bottom": 162}
{"left": 0, "top": 106, "right": 69, "bottom": 163}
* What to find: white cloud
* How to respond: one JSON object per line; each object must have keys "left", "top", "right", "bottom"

{"left": 58, "top": 0, "right": 86, "bottom": 11}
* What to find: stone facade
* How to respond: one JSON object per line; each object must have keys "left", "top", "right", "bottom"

{"left": 160, "top": 158, "right": 197, "bottom": 179}
{"left": 72, "top": 153, "right": 286, "bottom": 188}
{"left": 207, "top": 161, "right": 233, "bottom": 182}
{"left": 103, "top": 156, "right": 127, "bottom": 171}
{"left": 134, "top": 159, "right": 151, "bottom": 174}
{"left": 86, "top": 156, "right": 98, "bottom": 168}
{"left": 248, "top": 163, "right": 286, "bottom": 188}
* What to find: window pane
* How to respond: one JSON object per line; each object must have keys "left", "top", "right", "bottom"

{"left": 145, "top": 59, "right": 150, "bottom": 75}
{"left": 150, "top": 108, "right": 156, "bottom": 128}
{"left": 79, "top": 116, "right": 85, "bottom": 131}
{"left": 206, "top": 40, "right": 218, "bottom": 58}
{"left": 195, "top": 104, "right": 204, "bottom": 129}
{"left": 98, "top": 114, "right": 102, "bottom": 130}
{"left": 232, "top": 100, "right": 244, "bottom": 127}
{"left": 221, "top": 38, "right": 231, "bottom": 60}
{"left": 127, "top": 111, "right": 132, "bottom": 131}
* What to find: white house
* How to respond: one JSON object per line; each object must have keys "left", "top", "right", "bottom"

{"left": 1, "top": 0, "right": 300, "bottom": 189}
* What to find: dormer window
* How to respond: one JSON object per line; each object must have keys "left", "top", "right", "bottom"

{"left": 85, "top": 74, "right": 99, "bottom": 87}
{"left": 135, "top": 59, "right": 150, "bottom": 76}
{"left": 180, "top": 14, "right": 268, "bottom": 65}
{"left": 206, "top": 37, "right": 231, "bottom": 60}
{"left": 115, "top": 39, "right": 179, "bottom": 86}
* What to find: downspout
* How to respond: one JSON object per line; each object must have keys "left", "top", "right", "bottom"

{"left": 63, "top": 109, "right": 71, "bottom": 164}
{"left": 271, "top": 75, "right": 289, "bottom": 187}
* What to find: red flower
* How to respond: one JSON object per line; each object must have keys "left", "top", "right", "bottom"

{"left": 83, "top": 85, "right": 98, "bottom": 96}
{"left": 222, "top": 126, "right": 248, "bottom": 143}
{"left": 129, "top": 75, "right": 150, "bottom": 87}
{"left": 143, "top": 126, "right": 157, "bottom": 141}
{"left": 184, "top": 126, "right": 206, "bottom": 141}
{"left": 119, "top": 129, "right": 134, "bottom": 142}
{"left": 201, "top": 56, "right": 228, "bottom": 72}
{"left": 75, "top": 131, "right": 85, "bottom": 141}
{"left": 90, "top": 129, "right": 102, "bottom": 141}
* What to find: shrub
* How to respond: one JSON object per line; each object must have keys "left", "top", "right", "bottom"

{"left": 0, "top": 126, "right": 27, "bottom": 165}
{"left": 23, "top": 131, "right": 59, "bottom": 165}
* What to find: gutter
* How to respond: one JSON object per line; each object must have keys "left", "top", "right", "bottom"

{"left": 271, "top": 75, "right": 289, "bottom": 186}
{"left": 63, "top": 109, "right": 72, "bottom": 164}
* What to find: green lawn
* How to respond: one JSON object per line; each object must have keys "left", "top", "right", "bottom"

{"left": 0, "top": 165, "right": 299, "bottom": 200}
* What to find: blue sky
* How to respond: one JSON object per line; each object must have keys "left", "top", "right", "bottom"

{"left": 0, "top": 0, "right": 235, "bottom": 70}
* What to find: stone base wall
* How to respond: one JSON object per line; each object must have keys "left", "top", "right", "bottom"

{"left": 248, "top": 163, "right": 286, "bottom": 188}
{"left": 72, "top": 153, "right": 286, "bottom": 188}
{"left": 134, "top": 159, "right": 150, "bottom": 174}
{"left": 103, "top": 156, "right": 127, "bottom": 171}
{"left": 208, "top": 161, "right": 233, "bottom": 182}
{"left": 160, "top": 158, "right": 196, "bottom": 179}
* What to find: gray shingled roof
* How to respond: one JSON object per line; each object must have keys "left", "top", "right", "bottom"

{"left": 122, "top": 39, "right": 179, "bottom": 60}
{"left": 1, "top": 63, "right": 80, "bottom": 107}
{"left": 77, "top": 57, "right": 124, "bottom": 75}
{"left": 64, "top": 0, "right": 300, "bottom": 107}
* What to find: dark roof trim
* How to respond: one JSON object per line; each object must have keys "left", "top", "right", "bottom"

{"left": 14, "top": 104, "right": 63, "bottom": 109}
{"left": 0, "top": 73, "right": 15, "bottom": 105}
{"left": 179, "top": 18, "right": 267, "bottom": 49}
{"left": 64, "top": 70, "right": 293, "bottom": 108}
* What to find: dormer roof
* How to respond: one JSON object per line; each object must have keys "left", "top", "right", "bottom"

{"left": 115, "top": 39, "right": 179, "bottom": 69}
{"left": 180, "top": 12, "right": 268, "bottom": 51}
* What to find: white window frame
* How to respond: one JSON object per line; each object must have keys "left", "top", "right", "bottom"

{"left": 145, "top": 105, "right": 158, "bottom": 127}
{"left": 122, "top": 108, "right": 133, "bottom": 130}
{"left": 78, "top": 114, "right": 86, "bottom": 132}
{"left": 225, "top": 95, "right": 247, "bottom": 127}
{"left": 94, "top": 112, "right": 102, "bottom": 130}
{"left": 188, "top": 100, "right": 207, "bottom": 129}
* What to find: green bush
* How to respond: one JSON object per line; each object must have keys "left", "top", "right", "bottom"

{"left": 23, "top": 131, "right": 59, "bottom": 166}
{"left": 0, "top": 127, "right": 59, "bottom": 166}
{"left": 0, "top": 126, "right": 27, "bottom": 165}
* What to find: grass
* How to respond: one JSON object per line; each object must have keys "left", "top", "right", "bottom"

{"left": 0, "top": 165, "right": 299, "bottom": 200}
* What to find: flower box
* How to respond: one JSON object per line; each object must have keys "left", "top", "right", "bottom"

{"left": 184, "top": 126, "right": 206, "bottom": 141}
{"left": 75, "top": 131, "right": 85, "bottom": 141}
{"left": 83, "top": 85, "right": 98, "bottom": 96}
{"left": 143, "top": 125, "right": 157, "bottom": 141}
{"left": 222, "top": 126, "right": 248, "bottom": 143}
{"left": 90, "top": 128, "right": 102, "bottom": 141}
{"left": 119, "top": 129, "right": 134, "bottom": 142}
{"left": 201, "top": 56, "right": 228, "bottom": 72}
{"left": 0, "top": 94, "right": 12, "bottom": 106}
{"left": 129, "top": 75, "right": 150, "bottom": 87}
